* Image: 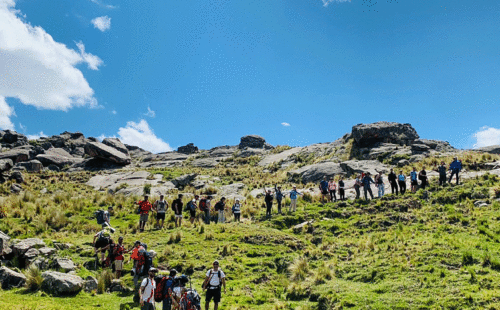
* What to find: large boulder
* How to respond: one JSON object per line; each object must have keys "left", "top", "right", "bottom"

{"left": 171, "top": 173, "right": 197, "bottom": 188}
{"left": 218, "top": 183, "right": 245, "bottom": 200}
{"left": 102, "top": 138, "right": 129, "bottom": 156}
{"left": 41, "top": 271, "right": 84, "bottom": 295}
{"left": 340, "top": 160, "right": 390, "bottom": 176}
{"left": 476, "top": 145, "right": 500, "bottom": 154}
{"left": 16, "top": 159, "right": 43, "bottom": 172}
{"left": 0, "top": 149, "right": 30, "bottom": 163}
{"left": 258, "top": 147, "right": 303, "bottom": 167}
{"left": 287, "top": 162, "right": 344, "bottom": 184}
{"left": 12, "top": 238, "right": 46, "bottom": 256}
{"left": 239, "top": 135, "right": 267, "bottom": 149}
{"left": 52, "top": 258, "right": 76, "bottom": 272}
{"left": 84, "top": 141, "right": 131, "bottom": 165}
{"left": 351, "top": 122, "right": 419, "bottom": 147}
{"left": 36, "top": 148, "right": 84, "bottom": 168}
{"left": 0, "top": 159, "right": 13, "bottom": 172}
{"left": 84, "top": 276, "right": 98, "bottom": 292}
{"left": 1, "top": 130, "right": 28, "bottom": 145}
{"left": 191, "top": 158, "right": 219, "bottom": 168}
{"left": 0, "top": 266, "right": 26, "bottom": 289}
{"left": 0, "top": 231, "right": 10, "bottom": 254}
{"left": 178, "top": 143, "right": 198, "bottom": 154}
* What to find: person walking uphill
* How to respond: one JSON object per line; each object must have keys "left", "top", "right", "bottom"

{"left": 203, "top": 260, "right": 226, "bottom": 310}
{"left": 289, "top": 186, "right": 302, "bottom": 212}
{"left": 172, "top": 194, "right": 183, "bottom": 228}
{"left": 153, "top": 194, "right": 168, "bottom": 230}
{"left": 264, "top": 188, "right": 273, "bottom": 218}
{"left": 388, "top": 169, "right": 398, "bottom": 195}
{"left": 449, "top": 157, "right": 462, "bottom": 184}
{"left": 274, "top": 185, "right": 284, "bottom": 214}
{"left": 139, "top": 267, "right": 158, "bottom": 310}
{"left": 362, "top": 173, "right": 375, "bottom": 200}
{"left": 136, "top": 195, "right": 153, "bottom": 232}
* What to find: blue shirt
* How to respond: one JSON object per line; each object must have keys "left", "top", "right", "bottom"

{"left": 410, "top": 171, "right": 417, "bottom": 181}
{"left": 290, "top": 189, "right": 300, "bottom": 199}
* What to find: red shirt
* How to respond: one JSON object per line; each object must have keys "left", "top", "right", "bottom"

{"left": 138, "top": 200, "right": 152, "bottom": 214}
{"left": 114, "top": 244, "right": 125, "bottom": 261}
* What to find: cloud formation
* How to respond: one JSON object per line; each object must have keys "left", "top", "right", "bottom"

{"left": 281, "top": 122, "right": 291, "bottom": 127}
{"left": 0, "top": 0, "right": 102, "bottom": 127}
{"left": 27, "top": 131, "right": 47, "bottom": 140}
{"left": 0, "top": 97, "right": 15, "bottom": 130}
{"left": 473, "top": 126, "right": 500, "bottom": 148}
{"left": 144, "top": 106, "right": 156, "bottom": 118}
{"left": 89, "top": 0, "right": 117, "bottom": 9}
{"left": 117, "top": 119, "right": 172, "bottom": 153}
{"left": 91, "top": 16, "right": 111, "bottom": 32}
{"left": 321, "top": 0, "right": 351, "bottom": 7}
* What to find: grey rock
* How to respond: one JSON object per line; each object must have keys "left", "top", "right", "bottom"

{"left": 41, "top": 271, "right": 84, "bottom": 295}
{"left": 0, "top": 149, "right": 30, "bottom": 163}
{"left": 39, "top": 247, "right": 56, "bottom": 256}
{"left": 288, "top": 162, "right": 344, "bottom": 183}
{"left": 23, "top": 247, "right": 40, "bottom": 259}
{"left": 293, "top": 221, "right": 314, "bottom": 230}
{"left": 53, "top": 258, "right": 76, "bottom": 272}
{"left": 41, "top": 142, "right": 53, "bottom": 150}
{"left": 31, "top": 257, "right": 50, "bottom": 270}
{"left": 17, "top": 159, "right": 43, "bottom": 172}
{"left": 249, "top": 188, "right": 265, "bottom": 198}
{"left": 109, "top": 279, "right": 127, "bottom": 292}
{"left": 40, "top": 188, "right": 48, "bottom": 194}
{"left": 177, "top": 143, "right": 198, "bottom": 154}
{"left": 0, "top": 266, "right": 26, "bottom": 289}
{"left": 191, "top": 158, "right": 219, "bottom": 168}
{"left": 411, "top": 144, "right": 431, "bottom": 153}
{"left": 12, "top": 238, "right": 46, "bottom": 256}
{"left": 102, "top": 138, "right": 129, "bottom": 156}
{"left": 71, "top": 147, "right": 85, "bottom": 157}
{"left": 125, "top": 144, "right": 152, "bottom": 159}
{"left": 397, "top": 159, "right": 410, "bottom": 167}
{"left": 340, "top": 160, "right": 390, "bottom": 177}
{"left": 191, "top": 180, "right": 208, "bottom": 189}
{"left": 476, "top": 145, "right": 500, "bottom": 155}
{"left": 84, "top": 276, "right": 98, "bottom": 292}
{"left": 10, "top": 183, "right": 22, "bottom": 193}
{"left": 239, "top": 135, "right": 267, "bottom": 149}
{"left": 47, "top": 164, "right": 60, "bottom": 172}
{"left": 37, "top": 148, "right": 84, "bottom": 167}
{"left": 474, "top": 200, "right": 489, "bottom": 208}
{"left": 1, "top": 130, "right": 28, "bottom": 145}
{"left": 10, "top": 171, "right": 25, "bottom": 183}
{"left": 84, "top": 141, "right": 131, "bottom": 165}
{"left": 219, "top": 183, "right": 245, "bottom": 200}
{"left": 172, "top": 173, "right": 197, "bottom": 188}
{"left": 259, "top": 147, "right": 303, "bottom": 167}
{"left": 0, "top": 159, "right": 13, "bottom": 172}
{"left": 409, "top": 154, "right": 426, "bottom": 163}
{"left": 209, "top": 146, "right": 238, "bottom": 158}
{"left": 351, "top": 122, "right": 419, "bottom": 147}
{"left": 238, "top": 148, "right": 266, "bottom": 158}
{"left": 0, "top": 231, "right": 10, "bottom": 254}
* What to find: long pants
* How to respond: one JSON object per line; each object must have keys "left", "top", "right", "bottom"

{"left": 204, "top": 210, "right": 210, "bottom": 224}
{"left": 277, "top": 199, "right": 282, "bottom": 214}
{"left": 439, "top": 174, "right": 446, "bottom": 186}
{"left": 377, "top": 184, "right": 384, "bottom": 197}
{"left": 449, "top": 169, "right": 459, "bottom": 184}
{"left": 364, "top": 187, "right": 374, "bottom": 200}
{"left": 218, "top": 211, "right": 225, "bottom": 223}
{"left": 421, "top": 180, "right": 427, "bottom": 189}
{"left": 329, "top": 190, "right": 337, "bottom": 202}
{"left": 339, "top": 189, "right": 345, "bottom": 200}
{"left": 390, "top": 181, "right": 398, "bottom": 194}
{"left": 163, "top": 298, "right": 172, "bottom": 310}
{"left": 266, "top": 202, "right": 272, "bottom": 217}
{"left": 234, "top": 213, "right": 241, "bottom": 222}
{"left": 290, "top": 199, "right": 297, "bottom": 212}
{"left": 398, "top": 181, "right": 406, "bottom": 194}
{"left": 354, "top": 186, "right": 360, "bottom": 199}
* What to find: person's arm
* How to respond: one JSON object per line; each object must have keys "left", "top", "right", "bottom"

{"left": 92, "top": 234, "right": 97, "bottom": 246}
{"left": 138, "top": 281, "right": 145, "bottom": 306}
{"left": 222, "top": 276, "right": 227, "bottom": 294}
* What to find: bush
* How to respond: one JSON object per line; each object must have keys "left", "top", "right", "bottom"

{"left": 25, "top": 265, "right": 43, "bottom": 291}
{"left": 462, "top": 251, "right": 474, "bottom": 266}
{"left": 97, "top": 269, "right": 114, "bottom": 294}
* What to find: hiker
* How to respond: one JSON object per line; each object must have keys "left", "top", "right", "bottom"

{"left": 214, "top": 197, "right": 226, "bottom": 224}
{"left": 419, "top": 167, "right": 428, "bottom": 189}
{"left": 172, "top": 275, "right": 189, "bottom": 307}
{"left": 353, "top": 175, "right": 362, "bottom": 199}
{"left": 199, "top": 196, "right": 210, "bottom": 224}
{"left": 289, "top": 186, "right": 302, "bottom": 212}
{"left": 319, "top": 177, "right": 329, "bottom": 203}
{"left": 153, "top": 194, "right": 168, "bottom": 230}
{"left": 113, "top": 236, "right": 129, "bottom": 278}
{"left": 139, "top": 267, "right": 158, "bottom": 310}
{"left": 449, "top": 157, "right": 462, "bottom": 184}
{"left": 328, "top": 177, "right": 337, "bottom": 202}
{"left": 362, "top": 172, "right": 375, "bottom": 200}
{"left": 92, "top": 227, "right": 112, "bottom": 265}
{"left": 188, "top": 195, "right": 199, "bottom": 224}
{"left": 131, "top": 240, "right": 146, "bottom": 287}
{"left": 375, "top": 171, "right": 384, "bottom": 198}
{"left": 338, "top": 176, "right": 345, "bottom": 201}
{"left": 136, "top": 195, "right": 153, "bottom": 232}
{"left": 232, "top": 199, "right": 242, "bottom": 222}
{"left": 274, "top": 185, "right": 284, "bottom": 214}
{"left": 172, "top": 194, "right": 184, "bottom": 228}
{"left": 264, "top": 188, "right": 273, "bottom": 218}
{"left": 410, "top": 167, "right": 418, "bottom": 193}
{"left": 398, "top": 170, "right": 406, "bottom": 194}
{"left": 161, "top": 269, "right": 177, "bottom": 310}
{"left": 203, "top": 260, "right": 226, "bottom": 310}
{"left": 388, "top": 169, "right": 398, "bottom": 195}
{"left": 437, "top": 162, "right": 447, "bottom": 186}
{"left": 103, "top": 206, "right": 113, "bottom": 227}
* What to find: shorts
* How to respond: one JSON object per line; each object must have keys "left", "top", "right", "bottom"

{"left": 156, "top": 213, "right": 165, "bottom": 220}
{"left": 115, "top": 259, "right": 123, "bottom": 271}
{"left": 206, "top": 287, "right": 221, "bottom": 303}
{"left": 321, "top": 190, "right": 328, "bottom": 195}
{"left": 411, "top": 180, "right": 418, "bottom": 186}
{"left": 175, "top": 214, "right": 183, "bottom": 218}
{"left": 140, "top": 213, "right": 149, "bottom": 222}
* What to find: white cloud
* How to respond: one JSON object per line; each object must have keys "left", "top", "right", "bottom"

{"left": 18, "top": 122, "right": 25, "bottom": 132}
{"left": 473, "top": 126, "right": 500, "bottom": 148}
{"left": 91, "top": 16, "right": 111, "bottom": 32}
{"left": 281, "top": 122, "right": 291, "bottom": 127}
{"left": 0, "top": 0, "right": 102, "bottom": 127}
{"left": 144, "top": 106, "right": 156, "bottom": 118}
{"left": 27, "top": 131, "right": 47, "bottom": 140}
{"left": 89, "top": 0, "right": 117, "bottom": 9}
{"left": 111, "top": 110, "right": 117, "bottom": 115}
{"left": 0, "top": 96, "right": 15, "bottom": 130}
{"left": 116, "top": 119, "right": 172, "bottom": 153}
{"left": 321, "top": 0, "right": 351, "bottom": 7}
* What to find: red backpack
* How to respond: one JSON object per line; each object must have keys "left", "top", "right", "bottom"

{"left": 199, "top": 199, "right": 207, "bottom": 211}
{"left": 154, "top": 276, "right": 167, "bottom": 302}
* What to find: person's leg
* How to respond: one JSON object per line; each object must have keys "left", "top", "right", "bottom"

{"left": 364, "top": 188, "right": 368, "bottom": 200}
{"left": 355, "top": 187, "right": 360, "bottom": 199}
{"left": 214, "top": 302, "right": 219, "bottom": 310}
{"left": 368, "top": 188, "right": 373, "bottom": 199}
{"left": 292, "top": 199, "right": 297, "bottom": 212}
{"left": 455, "top": 171, "right": 459, "bottom": 184}
{"left": 277, "top": 199, "right": 282, "bottom": 214}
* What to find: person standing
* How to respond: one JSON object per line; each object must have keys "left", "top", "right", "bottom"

{"left": 338, "top": 177, "right": 345, "bottom": 201}
{"left": 388, "top": 169, "right": 398, "bottom": 195}
{"left": 274, "top": 185, "right": 284, "bottom": 214}
{"left": 328, "top": 177, "right": 337, "bottom": 202}
{"left": 199, "top": 196, "right": 211, "bottom": 225}
{"left": 410, "top": 167, "right": 418, "bottom": 193}
{"left": 153, "top": 194, "right": 168, "bottom": 230}
{"left": 398, "top": 170, "right": 406, "bottom": 195}
{"left": 289, "top": 186, "right": 302, "bottom": 212}
{"left": 188, "top": 195, "right": 199, "bottom": 224}
{"left": 319, "top": 177, "right": 329, "bottom": 204}
{"left": 103, "top": 206, "right": 113, "bottom": 228}
{"left": 214, "top": 197, "right": 226, "bottom": 224}
{"left": 362, "top": 172, "right": 375, "bottom": 200}
{"left": 204, "top": 260, "right": 226, "bottom": 310}
{"left": 419, "top": 167, "right": 428, "bottom": 189}
{"left": 136, "top": 195, "right": 153, "bottom": 232}
{"left": 437, "top": 162, "right": 447, "bottom": 186}
{"left": 171, "top": 194, "right": 184, "bottom": 228}
{"left": 353, "top": 175, "right": 362, "bottom": 199}
{"left": 264, "top": 188, "right": 273, "bottom": 218}
{"left": 139, "top": 267, "right": 158, "bottom": 310}
{"left": 232, "top": 199, "right": 241, "bottom": 222}
{"left": 449, "top": 157, "right": 462, "bottom": 185}
{"left": 375, "top": 172, "right": 384, "bottom": 198}
{"left": 113, "top": 236, "right": 129, "bottom": 279}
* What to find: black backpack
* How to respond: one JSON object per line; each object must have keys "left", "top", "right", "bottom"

{"left": 95, "top": 210, "right": 105, "bottom": 225}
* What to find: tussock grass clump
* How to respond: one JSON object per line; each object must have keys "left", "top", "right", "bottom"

{"left": 288, "top": 257, "right": 309, "bottom": 281}
{"left": 97, "top": 269, "right": 114, "bottom": 294}
{"left": 25, "top": 265, "right": 43, "bottom": 291}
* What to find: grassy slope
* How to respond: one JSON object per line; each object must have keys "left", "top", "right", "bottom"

{"left": 1, "top": 163, "right": 500, "bottom": 309}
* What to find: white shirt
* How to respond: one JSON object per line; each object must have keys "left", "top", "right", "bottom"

{"left": 141, "top": 277, "right": 156, "bottom": 303}
{"left": 206, "top": 269, "right": 225, "bottom": 287}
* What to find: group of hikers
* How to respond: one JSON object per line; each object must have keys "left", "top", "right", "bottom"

{"left": 92, "top": 229, "right": 226, "bottom": 310}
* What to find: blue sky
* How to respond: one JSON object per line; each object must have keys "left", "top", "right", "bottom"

{"left": 1, "top": 0, "right": 499, "bottom": 152}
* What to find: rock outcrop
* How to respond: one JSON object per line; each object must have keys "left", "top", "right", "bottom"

{"left": 0, "top": 266, "right": 26, "bottom": 289}
{"left": 476, "top": 145, "right": 500, "bottom": 154}
{"left": 239, "top": 135, "right": 271, "bottom": 149}
{"left": 84, "top": 141, "right": 131, "bottom": 165}
{"left": 288, "top": 162, "right": 344, "bottom": 184}
{"left": 41, "top": 271, "right": 84, "bottom": 295}
{"left": 351, "top": 122, "right": 419, "bottom": 147}
{"left": 36, "top": 148, "right": 84, "bottom": 168}
{"left": 0, "top": 159, "right": 13, "bottom": 172}
{"left": 102, "top": 138, "right": 129, "bottom": 156}
{"left": 0, "top": 149, "right": 30, "bottom": 163}
{"left": 178, "top": 143, "right": 198, "bottom": 154}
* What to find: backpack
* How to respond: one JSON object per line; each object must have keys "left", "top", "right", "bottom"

{"left": 202, "top": 270, "right": 221, "bottom": 290}
{"left": 154, "top": 275, "right": 175, "bottom": 302}
{"left": 185, "top": 201, "right": 193, "bottom": 212}
{"left": 95, "top": 234, "right": 110, "bottom": 249}
{"left": 95, "top": 210, "right": 105, "bottom": 225}
{"left": 199, "top": 199, "right": 207, "bottom": 211}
